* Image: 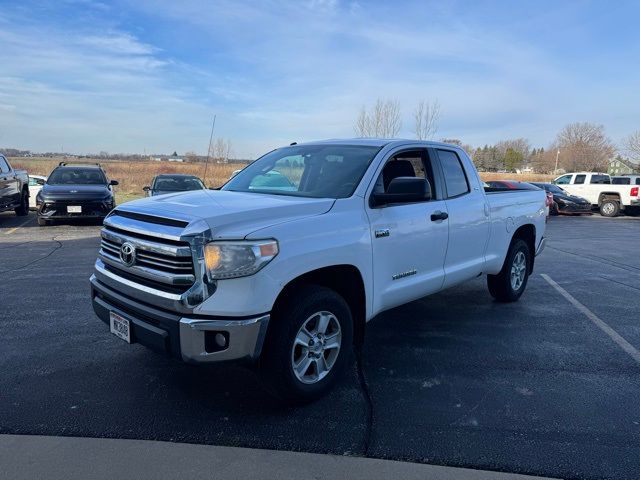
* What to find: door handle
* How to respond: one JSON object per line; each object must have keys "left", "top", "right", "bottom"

{"left": 430, "top": 211, "right": 448, "bottom": 221}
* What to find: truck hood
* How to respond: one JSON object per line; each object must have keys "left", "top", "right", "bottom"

{"left": 117, "top": 190, "right": 335, "bottom": 238}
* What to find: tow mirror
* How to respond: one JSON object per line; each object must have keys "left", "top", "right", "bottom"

{"left": 372, "top": 177, "right": 432, "bottom": 207}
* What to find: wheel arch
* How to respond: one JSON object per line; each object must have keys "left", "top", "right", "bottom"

{"left": 271, "top": 264, "right": 367, "bottom": 346}
{"left": 512, "top": 223, "right": 536, "bottom": 274}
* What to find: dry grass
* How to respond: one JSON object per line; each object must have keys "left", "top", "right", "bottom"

{"left": 479, "top": 172, "right": 555, "bottom": 183}
{"left": 10, "top": 157, "right": 246, "bottom": 201}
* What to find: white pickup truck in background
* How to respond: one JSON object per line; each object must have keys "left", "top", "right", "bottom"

{"left": 91, "top": 139, "right": 546, "bottom": 402}
{"left": 554, "top": 172, "right": 640, "bottom": 216}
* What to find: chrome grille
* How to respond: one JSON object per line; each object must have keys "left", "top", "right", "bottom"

{"left": 99, "top": 225, "right": 195, "bottom": 292}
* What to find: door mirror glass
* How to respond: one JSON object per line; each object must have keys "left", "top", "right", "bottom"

{"left": 372, "top": 177, "right": 432, "bottom": 206}
{"left": 109, "top": 180, "right": 119, "bottom": 186}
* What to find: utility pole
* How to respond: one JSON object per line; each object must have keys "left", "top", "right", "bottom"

{"left": 554, "top": 149, "right": 560, "bottom": 173}
{"left": 202, "top": 115, "right": 216, "bottom": 184}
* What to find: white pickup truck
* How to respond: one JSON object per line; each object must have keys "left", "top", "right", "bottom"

{"left": 90, "top": 139, "right": 546, "bottom": 402}
{"left": 554, "top": 172, "right": 640, "bottom": 216}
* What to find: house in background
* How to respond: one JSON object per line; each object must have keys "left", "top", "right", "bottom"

{"left": 608, "top": 156, "right": 637, "bottom": 175}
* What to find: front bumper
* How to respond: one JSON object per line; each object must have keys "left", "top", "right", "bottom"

{"left": 535, "top": 237, "right": 546, "bottom": 256}
{"left": 557, "top": 202, "right": 592, "bottom": 214}
{"left": 38, "top": 199, "right": 114, "bottom": 219}
{"left": 91, "top": 275, "right": 270, "bottom": 363}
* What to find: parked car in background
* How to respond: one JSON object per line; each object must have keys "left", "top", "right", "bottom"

{"left": 0, "top": 154, "right": 30, "bottom": 217}
{"left": 485, "top": 180, "right": 551, "bottom": 217}
{"left": 28, "top": 175, "right": 47, "bottom": 209}
{"left": 553, "top": 172, "right": 640, "bottom": 217}
{"left": 90, "top": 139, "right": 546, "bottom": 402}
{"left": 530, "top": 182, "right": 591, "bottom": 215}
{"left": 144, "top": 174, "right": 206, "bottom": 196}
{"left": 36, "top": 163, "right": 118, "bottom": 226}
{"left": 612, "top": 175, "right": 640, "bottom": 185}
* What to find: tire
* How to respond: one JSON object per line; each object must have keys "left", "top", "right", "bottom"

{"left": 260, "top": 285, "right": 353, "bottom": 404}
{"left": 487, "top": 238, "right": 530, "bottom": 303}
{"left": 14, "top": 189, "right": 29, "bottom": 216}
{"left": 37, "top": 216, "right": 49, "bottom": 226}
{"left": 550, "top": 202, "right": 559, "bottom": 216}
{"left": 599, "top": 200, "right": 619, "bottom": 217}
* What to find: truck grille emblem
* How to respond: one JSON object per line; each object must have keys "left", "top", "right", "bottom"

{"left": 119, "top": 242, "right": 136, "bottom": 267}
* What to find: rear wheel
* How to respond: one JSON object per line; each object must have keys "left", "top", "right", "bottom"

{"left": 14, "top": 189, "right": 29, "bottom": 216}
{"left": 599, "top": 200, "right": 619, "bottom": 217}
{"left": 488, "top": 238, "right": 530, "bottom": 303}
{"left": 260, "top": 285, "right": 353, "bottom": 404}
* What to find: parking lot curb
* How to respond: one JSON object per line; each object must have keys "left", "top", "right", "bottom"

{"left": 0, "top": 434, "right": 557, "bottom": 480}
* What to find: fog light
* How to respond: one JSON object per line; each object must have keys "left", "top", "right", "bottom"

{"left": 215, "top": 333, "right": 227, "bottom": 347}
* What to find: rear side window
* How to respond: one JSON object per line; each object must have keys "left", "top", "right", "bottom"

{"left": 574, "top": 174, "right": 586, "bottom": 184}
{"left": 612, "top": 177, "right": 630, "bottom": 185}
{"left": 590, "top": 175, "right": 610, "bottom": 184}
{"left": 437, "top": 149, "right": 469, "bottom": 198}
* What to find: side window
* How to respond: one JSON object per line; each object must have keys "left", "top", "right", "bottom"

{"left": 555, "top": 175, "right": 572, "bottom": 185}
{"left": 612, "top": 177, "right": 629, "bottom": 185}
{"left": 374, "top": 150, "right": 435, "bottom": 197}
{"left": 574, "top": 174, "right": 586, "bottom": 184}
{"left": 590, "top": 175, "right": 610, "bottom": 184}
{"left": 437, "top": 149, "right": 469, "bottom": 198}
{"left": 636, "top": 178, "right": 640, "bottom": 185}
{"left": 0, "top": 156, "right": 9, "bottom": 174}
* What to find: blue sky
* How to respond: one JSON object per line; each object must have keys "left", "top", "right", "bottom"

{"left": 0, "top": 0, "right": 638, "bottom": 158}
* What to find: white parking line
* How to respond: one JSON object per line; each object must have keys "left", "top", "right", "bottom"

{"left": 541, "top": 274, "right": 640, "bottom": 364}
{"left": 3, "top": 216, "right": 34, "bottom": 235}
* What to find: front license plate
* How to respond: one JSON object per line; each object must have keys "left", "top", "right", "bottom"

{"left": 67, "top": 205, "right": 82, "bottom": 213}
{"left": 110, "top": 311, "right": 131, "bottom": 343}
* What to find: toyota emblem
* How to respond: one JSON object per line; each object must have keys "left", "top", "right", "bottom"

{"left": 119, "top": 242, "right": 136, "bottom": 267}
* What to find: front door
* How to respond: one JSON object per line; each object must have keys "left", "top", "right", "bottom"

{"left": 366, "top": 149, "right": 449, "bottom": 315}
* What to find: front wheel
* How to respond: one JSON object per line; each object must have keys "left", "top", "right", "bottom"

{"left": 260, "top": 285, "right": 353, "bottom": 404}
{"left": 488, "top": 238, "right": 531, "bottom": 302}
{"left": 37, "top": 216, "right": 49, "bottom": 226}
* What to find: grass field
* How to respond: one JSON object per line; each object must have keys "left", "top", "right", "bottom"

{"left": 10, "top": 157, "right": 555, "bottom": 203}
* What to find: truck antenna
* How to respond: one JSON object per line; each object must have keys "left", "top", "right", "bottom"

{"left": 203, "top": 114, "right": 217, "bottom": 183}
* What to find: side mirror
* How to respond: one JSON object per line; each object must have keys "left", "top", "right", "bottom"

{"left": 110, "top": 180, "right": 119, "bottom": 186}
{"left": 143, "top": 185, "right": 150, "bottom": 192}
{"left": 372, "top": 177, "right": 432, "bottom": 207}
{"left": 36, "top": 179, "right": 45, "bottom": 186}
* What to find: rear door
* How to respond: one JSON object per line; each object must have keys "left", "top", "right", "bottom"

{"left": 366, "top": 148, "right": 449, "bottom": 314}
{"left": 433, "top": 148, "right": 490, "bottom": 288}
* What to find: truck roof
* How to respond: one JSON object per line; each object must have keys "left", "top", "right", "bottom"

{"left": 292, "top": 138, "right": 463, "bottom": 149}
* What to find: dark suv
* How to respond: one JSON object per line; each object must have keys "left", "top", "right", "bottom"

{"left": 36, "top": 163, "right": 118, "bottom": 226}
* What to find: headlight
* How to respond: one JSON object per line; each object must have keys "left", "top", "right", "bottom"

{"left": 204, "top": 240, "right": 278, "bottom": 280}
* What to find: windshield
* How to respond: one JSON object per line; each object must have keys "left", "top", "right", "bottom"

{"left": 153, "top": 176, "right": 205, "bottom": 191}
{"left": 222, "top": 144, "right": 382, "bottom": 199}
{"left": 47, "top": 168, "right": 107, "bottom": 185}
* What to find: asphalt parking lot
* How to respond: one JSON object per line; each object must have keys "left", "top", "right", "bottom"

{"left": 1, "top": 212, "right": 639, "bottom": 480}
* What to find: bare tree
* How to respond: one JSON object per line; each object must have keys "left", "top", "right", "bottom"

{"left": 622, "top": 130, "right": 640, "bottom": 162}
{"left": 354, "top": 99, "right": 402, "bottom": 138}
{"left": 211, "top": 138, "right": 233, "bottom": 163}
{"left": 414, "top": 100, "right": 440, "bottom": 140}
{"left": 555, "top": 122, "right": 614, "bottom": 172}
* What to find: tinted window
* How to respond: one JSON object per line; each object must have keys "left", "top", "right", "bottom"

{"left": 555, "top": 175, "right": 572, "bottom": 185}
{"left": 47, "top": 168, "right": 107, "bottom": 185}
{"left": 590, "top": 174, "right": 610, "bottom": 184}
{"left": 637, "top": 178, "right": 640, "bottom": 185}
{"left": 153, "top": 176, "right": 205, "bottom": 191}
{"left": 612, "top": 177, "right": 630, "bottom": 185}
{"left": 438, "top": 149, "right": 469, "bottom": 197}
{"left": 574, "top": 174, "right": 586, "bottom": 184}
{"left": 0, "top": 156, "right": 9, "bottom": 173}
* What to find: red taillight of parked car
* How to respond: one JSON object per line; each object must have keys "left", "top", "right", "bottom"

{"left": 631, "top": 187, "right": 639, "bottom": 197}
